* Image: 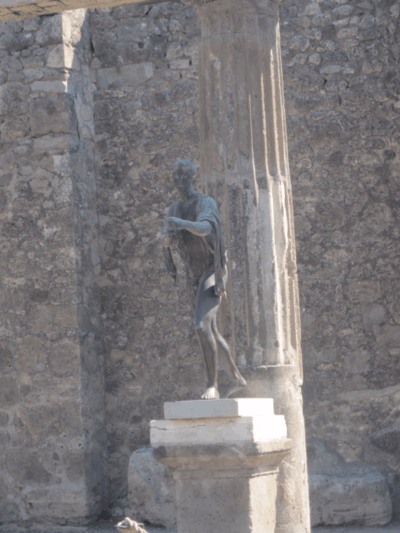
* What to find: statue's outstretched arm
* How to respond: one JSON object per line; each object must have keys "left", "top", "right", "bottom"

{"left": 166, "top": 216, "right": 211, "bottom": 237}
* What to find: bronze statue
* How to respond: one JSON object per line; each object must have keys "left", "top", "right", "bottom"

{"left": 162, "top": 160, "right": 246, "bottom": 399}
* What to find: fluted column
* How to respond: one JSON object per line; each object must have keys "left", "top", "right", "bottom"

{"left": 192, "top": 0, "right": 311, "bottom": 531}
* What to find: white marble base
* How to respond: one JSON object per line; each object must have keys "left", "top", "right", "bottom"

{"left": 164, "top": 398, "right": 274, "bottom": 420}
{"left": 151, "top": 415, "right": 286, "bottom": 446}
{"left": 151, "top": 398, "right": 286, "bottom": 447}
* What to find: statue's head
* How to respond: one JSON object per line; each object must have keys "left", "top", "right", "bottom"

{"left": 172, "top": 159, "right": 196, "bottom": 197}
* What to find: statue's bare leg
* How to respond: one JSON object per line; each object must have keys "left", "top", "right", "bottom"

{"left": 194, "top": 270, "right": 221, "bottom": 399}
{"left": 196, "top": 320, "right": 219, "bottom": 399}
{"left": 211, "top": 316, "right": 247, "bottom": 398}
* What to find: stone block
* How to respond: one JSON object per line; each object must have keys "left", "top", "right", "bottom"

{"left": 47, "top": 44, "right": 80, "bottom": 70}
{"left": 31, "top": 80, "right": 69, "bottom": 93}
{"left": 1, "top": 55, "right": 22, "bottom": 73}
{"left": 30, "top": 95, "right": 78, "bottom": 137}
{"left": 115, "top": 32, "right": 167, "bottom": 65}
{"left": 96, "top": 62, "right": 154, "bottom": 90}
{"left": 164, "top": 398, "right": 274, "bottom": 420}
{"left": 0, "top": 31, "right": 34, "bottom": 51}
{"left": 33, "top": 133, "right": 80, "bottom": 155}
{"left": 309, "top": 472, "right": 392, "bottom": 527}
{"left": 150, "top": 415, "right": 287, "bottom": 446}
{"left": 36, "top": 14, "right": 71, "bottom": 47}
{"left": 25, "top": 488, "right": 88, "bottom": 521}
{"left": 307, "top": 437, "right": 393, "bottom": 527}
{"left": 0, "top": 82, "right": 30, "bottom": 108}
{"left": 128, "top": 447, "right": 176, "bottom": 528}
{"left": 0, "top": 117, "right": 30, "bottom": 140}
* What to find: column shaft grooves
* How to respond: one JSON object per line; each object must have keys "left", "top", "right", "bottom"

{"left": 196, "top": 0, "right": 310, "bottom": 528}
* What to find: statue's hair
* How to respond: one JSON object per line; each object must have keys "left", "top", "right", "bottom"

{"left": 172, "top": 159, "right": 197, "bottom": 179}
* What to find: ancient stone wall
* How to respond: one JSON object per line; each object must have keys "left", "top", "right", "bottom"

{"left": 0, "top": 10, "right": 108, "bottom": 525}
{"left": 88, "top": 0, "right": 400, "bottom": 520}
{"left": 281, "top": 0, "right": 400, "bottom": 465}
{"left": 280, "top": 0, "right": 400, "bottom": 523}
{"left": 2, "top": 0, "right": 400, "bottom": 526}
{"left": 88, "top": 3, "right": 202, "bottom": 510}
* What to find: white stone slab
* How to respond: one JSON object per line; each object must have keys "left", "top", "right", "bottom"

{"left": 150, "top": 415, "right": 287, "bottom": 446}
{"left": 164, "top": 398, "right": 274, "bottom": 420}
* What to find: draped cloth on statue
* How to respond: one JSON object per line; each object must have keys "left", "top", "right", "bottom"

{"left": 163, "top": 193, "right": 227, "bottom": 297}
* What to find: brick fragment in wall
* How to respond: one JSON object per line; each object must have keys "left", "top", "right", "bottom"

{"left": 30, "top": 95, "right": 78, "bottom": 136}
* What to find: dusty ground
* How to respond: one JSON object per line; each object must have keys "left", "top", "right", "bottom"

{"left": 2, "top": 520, "right": 400, "bottom": 533}
{"left": 312, "top": 525, "right": 400, "bottom": 533}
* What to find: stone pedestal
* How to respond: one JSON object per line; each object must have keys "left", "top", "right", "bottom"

{"left": 151, "top": 399, "right": 291, "bottom": 533}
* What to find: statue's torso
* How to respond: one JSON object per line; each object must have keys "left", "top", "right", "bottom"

{"left": 175, "top": 195, "right": 214, "bottom": 283}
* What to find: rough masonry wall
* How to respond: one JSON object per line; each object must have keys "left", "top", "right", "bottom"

{"left": 0, "top": 11, "right": 107, "bottom": 524}
{"left": 90, "top": 0, "right": 400, "bottom": 517}
{"left": 88, "top": 3, "right": 201, "bottom": 509}
{"left": 2, "top": 0, "right": 400, "bottom": 524}
{"left": 280, "top": 0, "right": 400, "bottom": 482}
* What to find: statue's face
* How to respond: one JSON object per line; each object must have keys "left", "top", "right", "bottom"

{"left": 173, "top": 168, "right": 192, "bottom": 197}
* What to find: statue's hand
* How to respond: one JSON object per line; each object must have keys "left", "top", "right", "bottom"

{"left": 166, "top": 216, "right": 186, "bottom": 231}
{"left": 161, "top": 232, "right": 171, "bottom": 247}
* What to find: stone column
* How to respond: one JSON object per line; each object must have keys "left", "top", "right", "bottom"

{"left": 190, "top": 0, "right": 311, "bottom": 531}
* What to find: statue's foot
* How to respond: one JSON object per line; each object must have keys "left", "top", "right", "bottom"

{"left": 201, "top": 386, "right": 220, "bottom": 400}
{"left": 221, "top": 377, "right": 247, "bottom": 399}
